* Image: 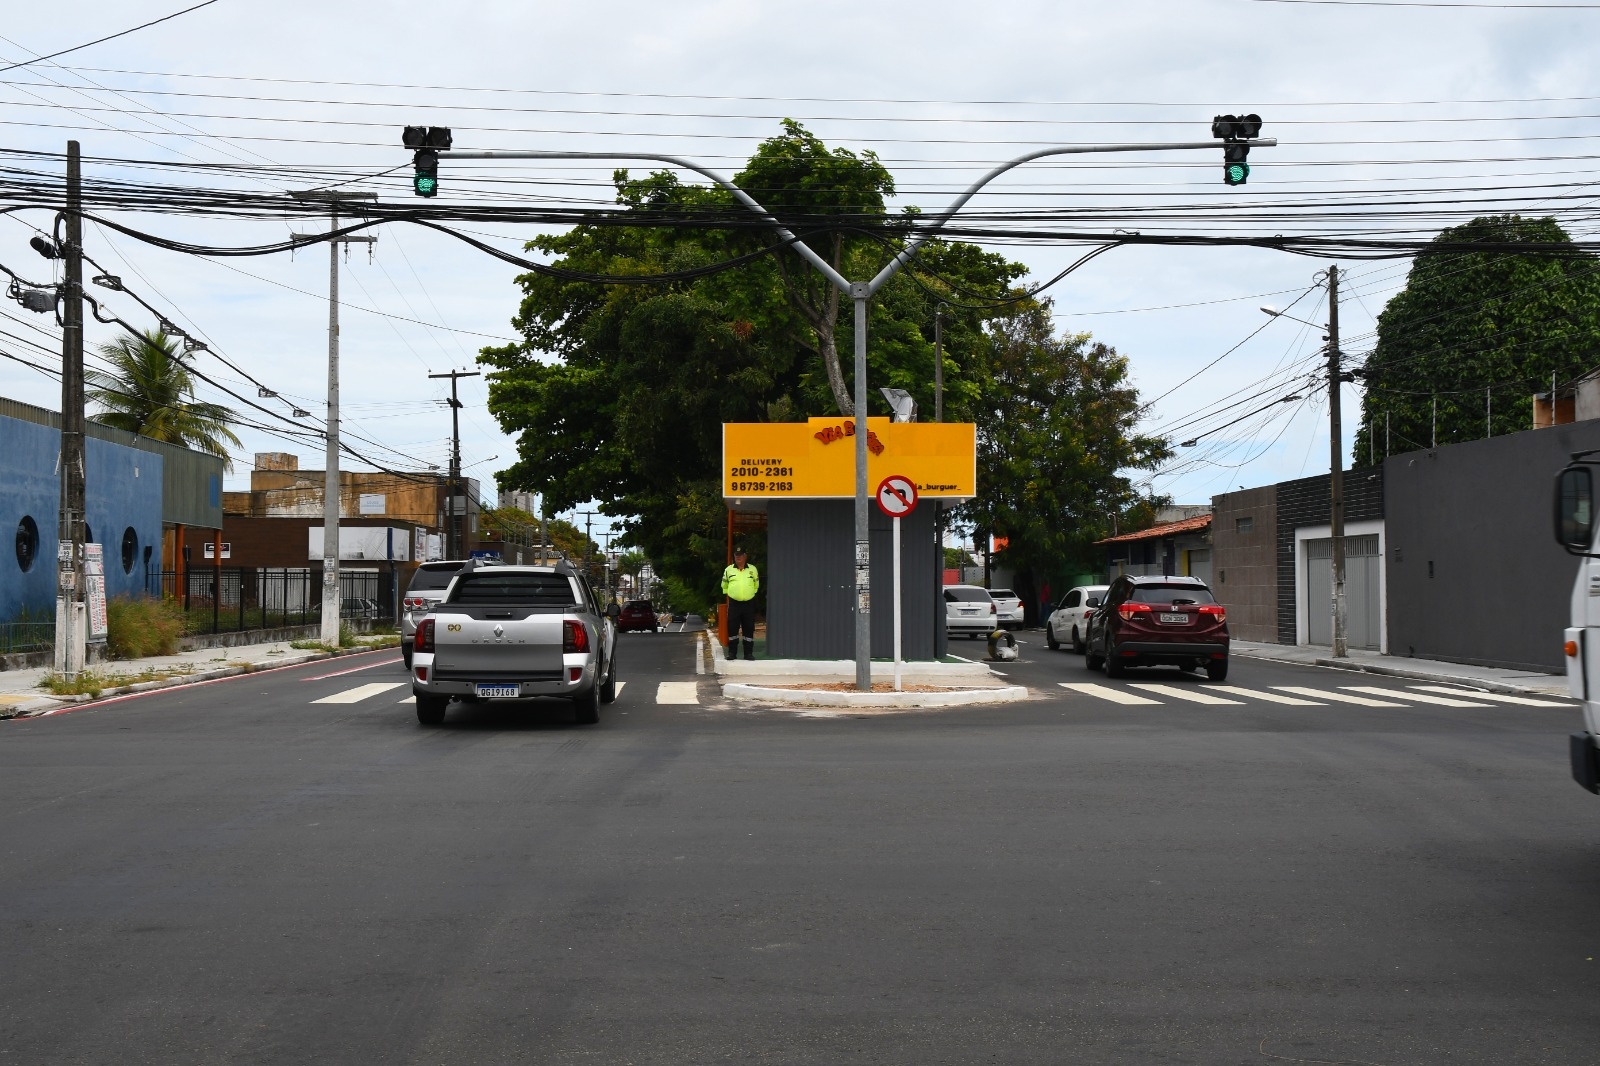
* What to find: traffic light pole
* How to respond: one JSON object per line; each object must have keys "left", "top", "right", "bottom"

{"left": 433, "top": 136, "right": 1275, "bottom": 690}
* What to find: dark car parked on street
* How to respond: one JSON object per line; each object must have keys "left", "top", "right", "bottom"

{"left": 1084, "top": 575, "right": 1229, "bottom": 680}
{"left": 616, "top": 599, "right": 660, "bottom": 633}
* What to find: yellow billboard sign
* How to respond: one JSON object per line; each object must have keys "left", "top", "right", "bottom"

{"left": 723, "top": 418, "right": 976, "bottom": 503}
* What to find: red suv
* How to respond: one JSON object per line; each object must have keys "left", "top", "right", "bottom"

{"left": 1084, "top": 575, "right": 1229, "bottom": 680}
{"left": 616, "top": 600, "right": 660, "bottom": 633}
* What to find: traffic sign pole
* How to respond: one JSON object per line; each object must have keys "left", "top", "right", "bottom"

{"left": 893, "top": 514, "right": 902, "bottom": 691}
{"left": 876, "top": 476, "right": 920, "bottom": 691}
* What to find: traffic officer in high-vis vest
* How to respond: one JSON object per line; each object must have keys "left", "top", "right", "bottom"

{"left": 721, "top": 545, "right": 759, "bottom": 660}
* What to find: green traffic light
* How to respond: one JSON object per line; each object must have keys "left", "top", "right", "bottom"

{"left": 1225, "top": 161, "right": 1250, "bottom": 186}
{"left": 414, "top": 173, "right": 437, "bottom": 197}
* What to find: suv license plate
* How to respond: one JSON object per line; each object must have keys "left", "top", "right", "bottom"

{"left": 1159, "top": 613, "right": 1191, "bottom": 624}
{"left": 475, "top": 684, "right": 519, "bottom": 699}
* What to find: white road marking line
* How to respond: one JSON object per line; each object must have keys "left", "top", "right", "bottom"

{"left": 1129, "top": 684, "right": 1243, "bottom": 705}
{"left": 1412, "top": 685, "right": 1570, "bottom": 707}
{"left": 313, "top": 682, "right": 408, "bottom": 705}
{"left": 613, "top": 681, "right": 626, "bottom": 697}
{"left": 300, "top": 654, "right": 399, "bottom": 681}
{"left": 397, "top": 695, "right": 414, "bottom": 704}
{"left": 1058, "top": 683, "right": 1161, "bottom": 705}
{"left": 1210, "top": 686, "right": 1325, "bottom": 705}
{"left": 695, "top": 636, "right": 705, "bottom": 674}
{"left": 1274, "top": 686, "right": 1405, "bottom": 707}
{"left": 657, "top": 681, "right": 700, "bottom": 705}
{"left": 1342, "top": 685, "right": 1487, "bottom": 708}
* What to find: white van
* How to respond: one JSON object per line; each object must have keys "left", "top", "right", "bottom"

{"left": 1555, "top": 461, "right": 1600, "bottom": 792}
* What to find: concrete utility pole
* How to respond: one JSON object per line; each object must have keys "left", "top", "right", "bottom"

{"left": 1327, "top": 265, "right": 1347, "bottom": 659}
{"left": 434, "top": 133, "right": 1275, "bottom": 690}
{"left": 428, "top": 369, "right": 479, "bottom": 559}
{"left": 291, "top": 191, "right": 376, "bottom": 644}
{"left": 54, "top": 140, "right": 86, "bottom": 677}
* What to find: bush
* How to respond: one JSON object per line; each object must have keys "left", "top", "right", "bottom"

{"left": 105, "top": 595, "right": 185, "bottom": 659}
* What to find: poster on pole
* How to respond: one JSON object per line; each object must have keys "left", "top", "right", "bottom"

{"left": 84, "top": 542, "right": 108, "bottom": 642}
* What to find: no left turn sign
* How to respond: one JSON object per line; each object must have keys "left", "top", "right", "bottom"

{"left": 876, "top": 475, "right": 919, "bottom": 518}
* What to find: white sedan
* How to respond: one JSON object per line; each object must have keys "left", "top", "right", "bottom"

{"left": 989, "top": 588, "right": 1024, "bottom": 629}
{"left": 1045, "top": 584, "right": 1109, "bottom": 653}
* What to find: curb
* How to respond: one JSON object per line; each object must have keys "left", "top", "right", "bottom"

{"left": 722, "top": 682, "right": 1030, "bottom": 708}
{"left": 1235, "top": 649, "right": 1566, "bottom": 699}
{"left": 1, "top": 643, "right": 400, "bottom": 719}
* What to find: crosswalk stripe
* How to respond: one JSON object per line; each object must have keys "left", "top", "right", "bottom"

{"left": 1412, "top": 685, "right": 1570, "bottom": 707}
{"left": 1128, "top": 683, "right": 1243, "bottom": 705}
{"left": 1343, "top": 685, "right": 1487, "bottom": 708}
{"left": 398, "top": 694, "right": 414, "bottom": 704}
{"left": 1058, "top": 682, "right": 1161, "bottom": 705}
{"left": 613, "top": 681, "right": 626, "bottom": 697}
{"left": 313, "top": 682, "right": 407, "bottom": 705}
{"left": 1209, "top": 686, "right": 1324, "bottom": 705}
{"left": 656, "top": 681, "right": 700, "bottom": 705}
{"left": 1274, "top": 686, "right": 1404, "bottom": 707}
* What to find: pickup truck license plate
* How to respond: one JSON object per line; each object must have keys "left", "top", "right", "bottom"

{"left": 1159, "top": 613, "right": 1190, "bottom": 624}
{"left": 475, "top": 684, "right": 520, "bottom": 699}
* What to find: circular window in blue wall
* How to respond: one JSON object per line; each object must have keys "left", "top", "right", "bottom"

{"left": 15, "top": 515, "right": 39, "bottom": 573}
{"left": 121, "top": 527, "right": 138, "bottom": 575}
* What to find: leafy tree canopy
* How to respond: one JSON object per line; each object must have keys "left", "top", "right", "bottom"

{"left": 86, "top": 329, "right": 241, "bottom": 465}
{"left": 1355, "top": 215, "right": 1600, "bottom": 457}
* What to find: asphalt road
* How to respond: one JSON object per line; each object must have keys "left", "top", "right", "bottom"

{"left": 3, "top": 631, "right": 1598, "bottom": 1064}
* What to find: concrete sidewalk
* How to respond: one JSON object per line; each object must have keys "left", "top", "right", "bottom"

{"left": 0, "top": 638, "right": 400, "bottom": 718}
{"left": 1230, "top": 640, "right": 1568, "bottom": 698}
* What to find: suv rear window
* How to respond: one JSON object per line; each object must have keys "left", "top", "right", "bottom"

{"left": 407, "top": 564, "right": 466, "bottom": 591}
{"left": 944, "top": 587, "right": 994, "bottom": 603}
{"left": 990, "top": 589, "right": 1015, "bottom": 599}
{"left": 449, "top": 572, "right": 578, "bottom": 606}
{"left": 1128, "top": 585, "right": 1215, "bottom": 605}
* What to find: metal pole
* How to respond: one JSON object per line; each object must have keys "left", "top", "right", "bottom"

{"left": 55, "top": 139, "right": 86, "bottom": 677}
{"left": 319, "top": 201, "right": 343, "bottom": 644}
{"left": 1327, "top": 265, "right": 1347, "bottom": 659}
{"left": 893, "top": 514, "right": 902, "bottom": 692}
{"left": 853, "top": 292, "right": 871, "bottom": 691}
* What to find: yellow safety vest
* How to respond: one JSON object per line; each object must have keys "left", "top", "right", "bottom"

{"left": 721, "top": 563, "right": 759, "bottom": 601}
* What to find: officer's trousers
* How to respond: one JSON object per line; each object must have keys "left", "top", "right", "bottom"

{"left": 727, "top": 598, "right": 756, "bottom": 659}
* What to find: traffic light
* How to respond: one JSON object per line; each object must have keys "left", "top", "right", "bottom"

{"left": 1211, "top": 113, "right": 1262, "bottom": 186}
{"left": 402, "top": 126, "right": 453, "bottom": 198}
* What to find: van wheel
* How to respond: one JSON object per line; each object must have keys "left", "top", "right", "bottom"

{"left": 1045, "top": 624, "right": 1060, "bottom": 651}
{"left": 573, "top": 686, "right": 601, "bottom": 725}
{"left": 415, "top": 695, "right": 447, "bottom": 726}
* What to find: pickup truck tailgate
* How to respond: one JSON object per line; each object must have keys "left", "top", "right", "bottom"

{"left": 432, "top": 613, "right": 565, "bottom": 679}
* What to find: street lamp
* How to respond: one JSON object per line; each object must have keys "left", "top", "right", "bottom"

{"left": 426, "top": 131, "right": 1276, "bottom": 689}
{"left": 1261, "top": 267, "right": 1348, "bottom": 658}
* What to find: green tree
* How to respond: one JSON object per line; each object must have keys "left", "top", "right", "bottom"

{"left": 1355, "top": 215, "right": 1600, "bottom": 456}
{"left": 482, "top": 123, "right": 1023, "bottom": 605}
{"left": 86, "top": 330, "right": 241, "bottom": 465}
{"left": 959, "top": 301, "right": 1171, "bottom": 623}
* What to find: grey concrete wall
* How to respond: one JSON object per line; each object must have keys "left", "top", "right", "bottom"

{"left": 1210, "top": 485, "right": 1279, "bottom": 642}
{"left": 1384, "top": 421, "right": 1600, "bottom": 672}
{"left": 766, "top": 500, "right": 943, "bottom": 660}
{"left": 1275, "top": 467, "right": 1385, "bottom": 644}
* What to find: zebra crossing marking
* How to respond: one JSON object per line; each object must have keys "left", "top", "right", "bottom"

{"left": 1273, "top": 686, "right": 1404, "bottom": 707}
{"left": 1209, "top": 686, "right": 1324, "bottom": 705}
{"left": 1411, "top": 685, "right": 1569, "bottom": 707}
{"left": 312, "top": 682, "right": 407, "bottom": 705}
{"left": 613, "top": 681, "right": 626, "bottom": 697}
{"left": 1058, "top": 683, "right": 1161, "bottom": 705}
{"left": 656, "top": 681, "right": 700, "bottom": 705}
{"left": 1128, "top": 683, "right": 1243, "bottom": 706}
{"left": 1342, "top": 685, "right": 1487, "bottom": 708}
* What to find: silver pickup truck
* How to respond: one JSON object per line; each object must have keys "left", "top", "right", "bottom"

{"left": 410, "top": 562, "right": 618, "bottom": 726}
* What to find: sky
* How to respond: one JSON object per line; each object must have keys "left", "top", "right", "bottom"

{"left": 3, "top": 0, "right": 1598, "bottom": 545}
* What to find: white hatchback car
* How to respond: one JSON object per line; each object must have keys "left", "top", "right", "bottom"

{"left": 944, "top": 585, "right": 997, "bottom": 640}
{"left": 1045, "top": 584, "right": 1110, "bottom": 653}
{"left": 988, "top": 588, "right": 1024, "bottom": 629}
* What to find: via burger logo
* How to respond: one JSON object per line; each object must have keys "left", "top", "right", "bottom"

{"left": 814, "top": 421, "right": 884, "bottom": 456}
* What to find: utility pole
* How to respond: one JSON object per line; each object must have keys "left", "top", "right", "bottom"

{"left": 933, "top": 306, "right": 944, "bottom": 424}
{"left": 574, "top": 511, "right": 600, "bottom": 585}
{"left": 1327, "top": 265, "right": 1347, "bottom": 660}
{"left": 291, "top": 191, "right": 376, "bottom": 644}
{"left": 428, "top": 369, "right": 480, "bottom": 559}
{"left": 54, "top": 140, "right": 86, "bottom": 677}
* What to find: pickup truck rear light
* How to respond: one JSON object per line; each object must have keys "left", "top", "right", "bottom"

{"left": 415, "top": 618, "right": 435, "bottom": 653}
{"left": 1198, "top": 604, "right": 1227, "bottom": 622}
{"left": 563, "top": 620, "right": 589, "bottom": 653}
{"left": 1118, "top": 603, "right": 1153, "bottom": 621}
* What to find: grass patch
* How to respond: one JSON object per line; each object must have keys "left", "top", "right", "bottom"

{"left": 106, "top": 595, "right": 186, "bottom": 659}
{"left": 40, "top": 663, "right": 197, "bottom": 697}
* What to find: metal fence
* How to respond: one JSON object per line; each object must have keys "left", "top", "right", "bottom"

{"left": 148, "top": 567, "right": 393, "bottom": 635}
{"left": 0, "top": 621, "right": 55, "bottom": 654}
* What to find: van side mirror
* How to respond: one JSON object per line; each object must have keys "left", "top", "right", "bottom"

{"left": 1556, "top": 466, "right": 1595, "bottom": 555}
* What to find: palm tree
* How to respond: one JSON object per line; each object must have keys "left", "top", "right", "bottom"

{"left": 86, "top": 330, "right": 242, "bottom": 465}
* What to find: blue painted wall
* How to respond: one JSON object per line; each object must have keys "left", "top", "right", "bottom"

{"left": 0, "top": 414, "right": 164, "bottom": 622}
